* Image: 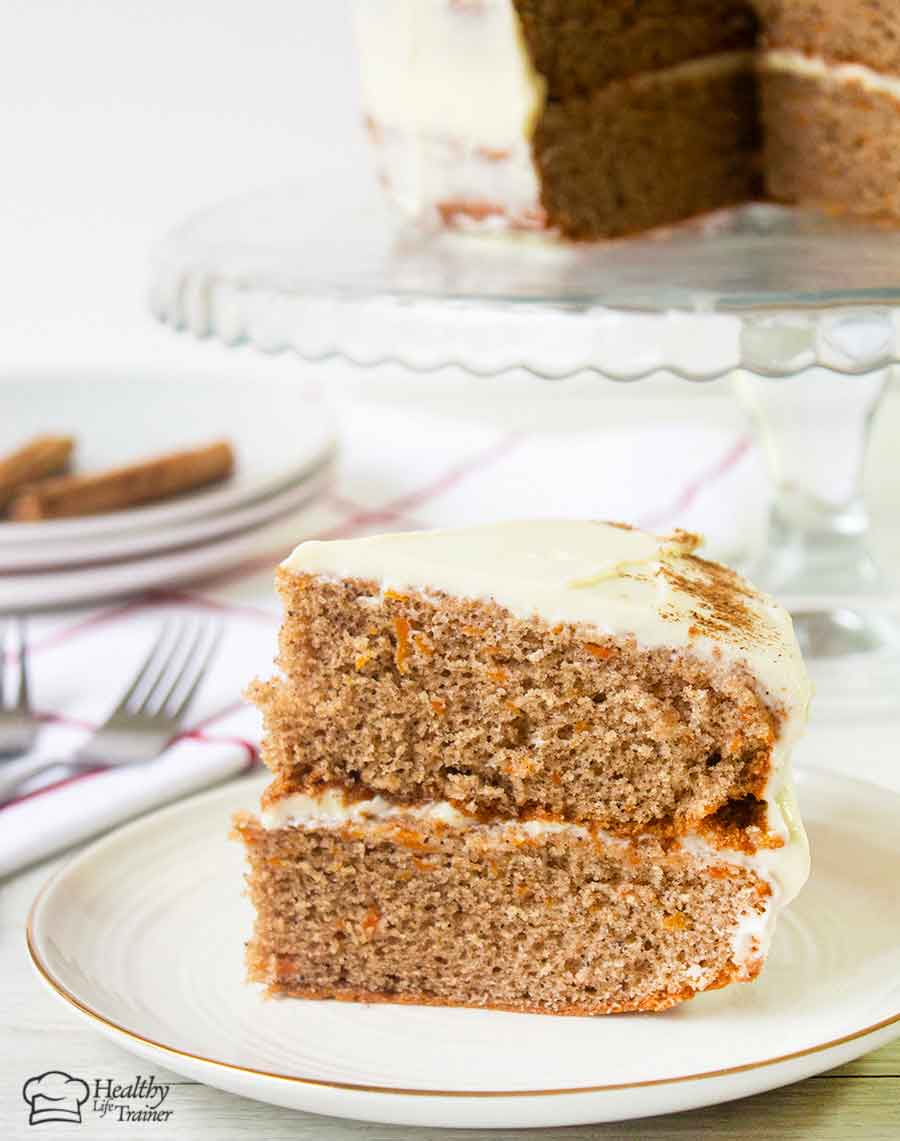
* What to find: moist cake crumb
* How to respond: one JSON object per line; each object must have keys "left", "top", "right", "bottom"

{"left": 237, "top": 520, "right": 811, "bottom": 1015}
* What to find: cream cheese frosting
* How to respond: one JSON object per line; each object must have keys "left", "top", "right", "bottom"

{"left": 259, "top": 785, "right": 808, "bottom": 907}
{"left": 353, "top": 0, "right": 545, "bottom": 223}
{"left": 354, "top": 0, "right": 544, "bottom": 151}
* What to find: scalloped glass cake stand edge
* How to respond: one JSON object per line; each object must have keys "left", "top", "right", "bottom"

{"left": 148, "top": 186, "right": 900, "bottom": 682}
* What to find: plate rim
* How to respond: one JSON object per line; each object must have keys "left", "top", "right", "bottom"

{"left": 25, "top": 767, "right": 900, "bottom": 1101}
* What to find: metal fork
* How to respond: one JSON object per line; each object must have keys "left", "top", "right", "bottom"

{"left": 0, "top": 618, "right": 222, "bottom": 805}
{"left": 0, "top": 619, "right": 38, "bottom": 758}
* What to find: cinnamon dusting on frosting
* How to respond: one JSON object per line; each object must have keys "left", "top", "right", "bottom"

{"left": 660, "top": 553, "right": 778, "bottom": 647}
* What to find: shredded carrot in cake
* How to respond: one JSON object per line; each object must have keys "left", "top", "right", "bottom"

{"left": 663, "top": 912, "right": 691, "bottom": 931}
{"left": 430, "top": 696, "right": 447, "bottom": 717}
{"left": 390, "top": 825, "right": 429, "bottom": 852}
{"left": 361, "top": 908, "right": 380, "bottom": 935}
{"left": 393, "top": 615, "right": 411, "bottom": 673}
{"left": 706, "top": 865, "right": 741, "bottom": 880}
{"left": 584, "top": 642, "right": 614, "bottom": 660}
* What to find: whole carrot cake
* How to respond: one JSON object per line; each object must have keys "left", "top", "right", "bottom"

{"left": 236, "top": 520, "right": 811, "bottom": 1015}
{"left": 354, "top": 0, "right": 900, "bottom": 238}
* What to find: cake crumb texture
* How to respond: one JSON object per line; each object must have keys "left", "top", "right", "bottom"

{"left": 762, "top": 71, "right": 900, "bottom": 222}
{"left": 532, "top": 62, "right": 761, "bottom": 240}
{"left": 250, "top": 570, "right": 779, "bottom": 836}
{"left": 236, "top": 815, "right": 767, "bottom": 1015}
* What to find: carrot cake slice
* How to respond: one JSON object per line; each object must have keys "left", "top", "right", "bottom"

{"left": 236, "top": 520, "right": 810, "bottom": 1015}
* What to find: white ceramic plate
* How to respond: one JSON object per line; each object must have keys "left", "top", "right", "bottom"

{"left": 0, "top": 463, "right": 332, "bottom": 612}
{"left": 27, "top": 768, "right": 900, "bottom": 1129}
{"left": 0, "top": 369, "right": 335, "bottom": 544}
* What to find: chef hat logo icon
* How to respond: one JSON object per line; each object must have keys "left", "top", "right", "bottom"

{"left": 22, "top": 1071, "right": 90, "bottom": 1126}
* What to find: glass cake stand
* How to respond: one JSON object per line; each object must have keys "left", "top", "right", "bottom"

{"left": 149, "top": 176, "right": 900, "bottom": 703}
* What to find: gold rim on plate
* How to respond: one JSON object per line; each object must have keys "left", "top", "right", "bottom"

{"left": 26, "top": 878, "right": 900, "bottom": 1101}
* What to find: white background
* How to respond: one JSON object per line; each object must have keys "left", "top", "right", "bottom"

{"left": 0, "top": 0, "right": 361, "bottom": 366}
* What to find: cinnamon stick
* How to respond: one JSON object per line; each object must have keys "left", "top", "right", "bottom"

{"left": 9, "top": 439, "right": 235, "bottom": 521}
{"left": 0, "top": 435, "right": 74, "bottom": 511}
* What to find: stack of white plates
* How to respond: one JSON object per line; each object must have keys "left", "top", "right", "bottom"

{"left": 0, "top": 371, "right": 336, "bottom": 611}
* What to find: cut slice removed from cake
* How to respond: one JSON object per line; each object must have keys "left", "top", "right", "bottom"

{"left": 238, "top": 520, "right": 811, "bottom": 1015}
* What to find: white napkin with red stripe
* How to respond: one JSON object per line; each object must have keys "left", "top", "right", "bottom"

{"left": 0, "top": 737, "right": 254, "bottom": 878}
{"left": 0, "top": 597, "right": 277, "bottom": 879}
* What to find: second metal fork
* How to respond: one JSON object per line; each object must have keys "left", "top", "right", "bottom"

{"left": 0, "top": 617, "right": 221, "bottom": 805}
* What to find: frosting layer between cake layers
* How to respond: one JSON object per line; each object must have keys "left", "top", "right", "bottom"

{"left": 763, "top": 49, "right": 900, "bottom": 99}
{"left": 260, "top": 780, "right": 807, "bottom": 972}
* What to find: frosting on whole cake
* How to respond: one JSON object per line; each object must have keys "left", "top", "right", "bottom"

{"left": 354, "top": 0, "right": 545, "bottom": 222}
{"left": 354, "top": 0, "right": 544, "bottom": 150}
{"left": 354, "top": 0, "right": 756, "bottom": 231}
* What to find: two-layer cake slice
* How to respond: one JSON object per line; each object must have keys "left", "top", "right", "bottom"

{"left": 236, "top": 520, "right": 810, "bottom": 1015}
